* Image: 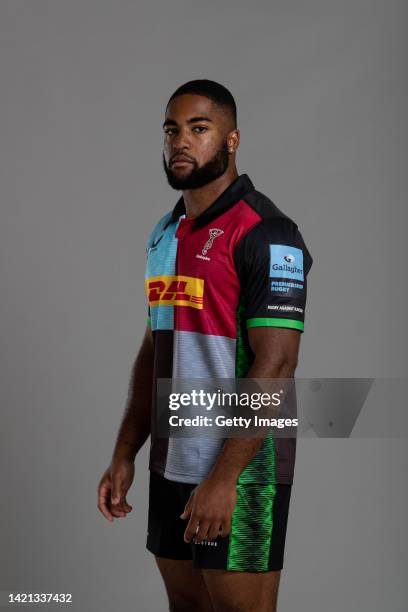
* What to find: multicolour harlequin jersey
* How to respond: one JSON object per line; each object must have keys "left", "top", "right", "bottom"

{"left": 144, "top": 174, "right": 313, "bottom": 485}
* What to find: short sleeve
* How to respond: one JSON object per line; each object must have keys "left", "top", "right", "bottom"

{"left": 144, "top": 212, "right": 172, "bottom": 330}
{"left": 234, "top": 218, "right": 313, "bottom": 332}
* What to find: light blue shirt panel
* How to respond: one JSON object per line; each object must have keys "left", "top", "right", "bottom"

{"left": 145, "top": 215, "right": 180, "bottom": 331}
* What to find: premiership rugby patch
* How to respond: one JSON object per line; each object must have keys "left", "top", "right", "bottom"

{"left": 269, "top": 244, "right": 304, "bottom": 295}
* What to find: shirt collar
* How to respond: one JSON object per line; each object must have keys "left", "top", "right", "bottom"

{"left": 164, "top": 173, "right": 255, "bottom": 229}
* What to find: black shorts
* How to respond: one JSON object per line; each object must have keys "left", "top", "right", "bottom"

{"left": 146, "top": 471, "right": 292, "bottom": 572}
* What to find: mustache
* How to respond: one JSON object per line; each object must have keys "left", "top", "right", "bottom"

{"left": 169, "top": 154, "right": 196, "bottom": 165}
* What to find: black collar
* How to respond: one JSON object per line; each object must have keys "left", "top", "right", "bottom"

{"left": 164, "top": 173, "right": 255, "bottom": 230}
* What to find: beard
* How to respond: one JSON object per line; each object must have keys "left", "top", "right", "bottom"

{"left": 162, "top": 141, "right": 229, "bottom": 190}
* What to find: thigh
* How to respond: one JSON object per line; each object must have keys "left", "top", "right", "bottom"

{"left": 202, "top": 569, "right": 281, "bottom": 612}
{"left": 193, "top": 483, "right": 292, "bottom": 611}
{"left": 155, "top": 557, "right": 214, "bottom": 612}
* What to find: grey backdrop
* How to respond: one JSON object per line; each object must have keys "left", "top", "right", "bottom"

{"left": 1, "top": 1, "right": 407, "bottom": 610}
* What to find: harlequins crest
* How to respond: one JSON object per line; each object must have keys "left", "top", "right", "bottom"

{"left": 202, "top": 228, "right": 224, "bottom": 255}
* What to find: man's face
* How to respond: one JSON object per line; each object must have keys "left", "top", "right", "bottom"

{"left": 162, "top": 94, "right": 235, "bottom": 190}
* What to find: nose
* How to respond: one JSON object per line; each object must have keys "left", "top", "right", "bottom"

{"left": 171, "top": 126, "right": 192, "bottom": 152}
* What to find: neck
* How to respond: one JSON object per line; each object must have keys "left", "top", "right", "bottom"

{"left": 182, "top": 167, "right": 239, "bottom": 218}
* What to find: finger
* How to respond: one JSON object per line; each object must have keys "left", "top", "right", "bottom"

{"left": 180, "top": 492, "right": 194, "bottom": 519}
{"left": 113, "top": 497, "right": 132, "bottom": 511}
{"left": 220, "top": 518, "right": 232, "bottom": 537}
{"left": 184, "top": 515, "right": 200, "bottom": 543}
{"left": 111, "top": 506, "right": 127, "bottom": 518}
{"left": 193, "top": 520, "right": 211, "bottom": 544}
{"left": 97, "top": 483, "right": 114, "bottom": 522}
{"left": 112, "top": 499, "right": 132, "bottom": 516}
{"left": 111, "top": 476, "right": 125, "bottom": 506}
{"left": 207, "top": 520, "right": 223, "bottom": 541}
{"left": 123, "top": 500, "right": 133, "bottom": 513}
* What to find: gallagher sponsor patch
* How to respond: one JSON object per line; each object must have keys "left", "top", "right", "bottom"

{"left": 269, "top": 244, "right": 304, "bottom": 295}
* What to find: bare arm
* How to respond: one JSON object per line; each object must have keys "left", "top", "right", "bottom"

{"left": 207, "top": 326, "right": 300, "bottom": 484}
{"left": 111, "top": 324, "right": 154, "bottom": 463}
{"left": 97, "top": 324, "right": 154, "bottom": 522}
{"left": 182, "top": 327, "right": 300, "bottom": 543}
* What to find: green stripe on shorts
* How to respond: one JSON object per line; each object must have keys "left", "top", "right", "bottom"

{"left": 227, "top": 483, "right": 277, "bottom": 572}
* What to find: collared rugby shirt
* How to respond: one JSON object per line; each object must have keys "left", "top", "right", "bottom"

{"left": 145, "top": 174, "right": 313, "bottom": 484}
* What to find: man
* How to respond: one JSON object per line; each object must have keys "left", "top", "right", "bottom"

{"left": 98, "top": 79, "right": 313, "bottom": 612}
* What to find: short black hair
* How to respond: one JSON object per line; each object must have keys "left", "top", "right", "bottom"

{"left": 166, "top": 79, "right": 237, "bottom": 127}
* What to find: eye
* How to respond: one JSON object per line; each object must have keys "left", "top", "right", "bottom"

{"left": 164, "top": 127, "right": 177, "bottom": 135}
{"left": 193, "top": 126, "right": 208, "bottom": 133}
